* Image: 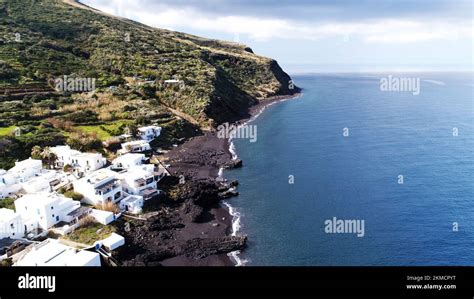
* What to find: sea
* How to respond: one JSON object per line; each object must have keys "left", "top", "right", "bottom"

{"left": 224, "top": 72, "right": 474, "bottom": 266}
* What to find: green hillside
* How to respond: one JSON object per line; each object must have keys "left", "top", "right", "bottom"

{"left": 0, "top": 0, "right": 297, "bottom": 168}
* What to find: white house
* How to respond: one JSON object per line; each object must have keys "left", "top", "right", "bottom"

{"left": 50, "top": 145, "right": 80, "bottom": 168}
{"left": 117, "top": 164, "right": 159, "bottom": 199}
{"left": 118, "top": 140, "right": 151, "bottom": 155}
{"left": 0, "top": 169, "right": 21, "bottom": 199}
{"left": 164, "top": 79, "right": 181, "bottom": 84}
{"left": 14, "top": 193, "right": 84, "bottom": 231}
{"left": 90, "top": 209, "right": 116, "bottom": 225}
{"left": 14, "top": 239, "right": 101, "bottom": 266}
{"left": 72, "top": 152, "right": 107, "bottom": 173}
{"left": 0, "top": 208, "right": 23, "bottom": 239}
{"left": 7, "top": 158, "right": 43, "bottom": 183}
{"left": 50, "top": 145, "right": 106, "bottom": 173}
{"left": 99, "top": 233, "right": 125, "bottom": 251}
{"left": 20, "top": 170, "right": 65, "bottom": 194}
{"left": 137, "top": 125, "right": 161, "bottom": 141}
{"left": 73, "top": 169, "right": 123, "bottom": 206}
{"left": 111, "top": 153, "right": 146, "bottom": 170}
{"left": 119, "top": 194, "right": 143, "bottom": 214}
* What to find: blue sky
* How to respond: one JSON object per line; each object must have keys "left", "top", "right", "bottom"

{"left": 82, "top": 0, "right": 473, "bottom": 73}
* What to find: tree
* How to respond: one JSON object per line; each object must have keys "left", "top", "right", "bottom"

{"left": 126, "top": 123, "right": 138, "bottom": 138}
{"left": 40, "top": 147, "right": 58, "bottom": 169}
{"left": 63, "top": 164, "right": 73, "bottom": 172}
{"left": 66, "top": 132, "right": 103, "bottom": 152}
{"left": 31, "top": 145, "right": 42, "bottom": 160}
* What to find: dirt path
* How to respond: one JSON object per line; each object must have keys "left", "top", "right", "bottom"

{"left": 165, "top": 106, "right": 202, "bottom": 127}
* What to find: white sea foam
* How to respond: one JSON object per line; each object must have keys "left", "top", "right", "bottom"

{"left": 219, "top": 166, "right": 247, "bottom": 266}
{"left": 229, "top": 140, "right": 238, "bottom": 160}
{"left": 227, "top": 250, "right": 248, "bottom": 266}
{"left": 223, "top": 201, "right": 248, "bottom": 266}
{"left": 221, "top": 94, "right": 302, "bottom": 266}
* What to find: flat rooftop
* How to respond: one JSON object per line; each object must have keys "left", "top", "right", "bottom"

{"left": 81, "top": 169, "right": 116, "bottom": 184}
{"left": 15, "top": 192, "right": 64, "bottom": 206}
{"left": 74, "top": 152, "right": 102, "bottom": 158}
{"left": 15, "top": 239, "right": 100, "bottom": 266}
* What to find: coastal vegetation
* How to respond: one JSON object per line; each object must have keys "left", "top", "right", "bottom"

{"left": 0, "top": 197, "right": 15, "bottom": 210}
{"left": 0, "top": 0, "right": 296, "bottom": 168}
{"left": 63, "top": 191, "right": 84, "bottom": 201}
{"left": 62, "top": 221, "right": 117, "bottom": 245}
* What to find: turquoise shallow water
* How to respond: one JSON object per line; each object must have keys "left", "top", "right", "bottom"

{"left": 225, "top": 73, "right": 474, "bottom": 266}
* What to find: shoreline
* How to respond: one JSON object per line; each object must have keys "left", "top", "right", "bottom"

{"left": 220, "top": 92, "right": 303, "bottom": 266}
{"left": 145, "top": 91, "right": 302, "bottom": 266}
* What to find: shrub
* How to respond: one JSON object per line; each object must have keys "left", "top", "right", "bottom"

{"left": 64, "top": 191, "right": 84, "bottom": 201}
{"left": 0, "top": 258, "right": 13, "bottom": 267}
{"left": 78, "top": 215, "right": 97, "bottom": 227}
{"left": 66, "top": 132, "right": 103, "bottom": 152}
{"left": 0, "top": 197, "right": 15, "bottom": 210}
{"left": 0, "top": 137, "right": 26, "bottom": 169}
{"left": 64, "top": 110, "right": 98, "bottom": 124}
{"left": 46, "top": 118, "right": 74, "bottom": 131}
{"left": 95, "top": 201, "right": 120, "bottom": 214}
{"left": 0, "top": 62, "right": 18, "bottom": 80}
{"left": 63, "top": 164, "right": 73, "bottom": 172}
{"left": 122, "top": 105, "right": 136, "bottom": 112}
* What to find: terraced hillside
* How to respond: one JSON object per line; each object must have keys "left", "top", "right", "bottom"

{"left": 0, "top": 0, "right": 298, "bottom": 168}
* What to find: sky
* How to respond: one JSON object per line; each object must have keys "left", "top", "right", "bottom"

{"left": 81, "top": 0, "right": 473, "bottom": 73}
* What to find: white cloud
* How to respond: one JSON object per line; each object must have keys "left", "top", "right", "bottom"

{"left": 82, "top": 0, "right": 473, "bottom": 44}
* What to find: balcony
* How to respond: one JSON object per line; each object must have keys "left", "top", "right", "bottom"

{"left": 95, "top": 179, "right": 120, "bottom": 196}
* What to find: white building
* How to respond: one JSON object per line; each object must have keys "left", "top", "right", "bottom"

{"left": 100, "top": 233, "right": 125, "bottom": 251}
{"left": 117, "top": 164, "right": 159, "bottom": 200}
{"left": 14, "top": 193, "right": 84, "bottom": 231}
{"left": 118, "top": 140, "right": 151, "bottom": 155}
{"left": 14, "top": 239, "right": 101, "bottom": 266}
{"left": 50, "top": 145, "right": 80, "bottom": 167}
{"left": 7, "top": 158, "right": 43, "bottom": 183}
{"left": 20, "top": 170, "right": 65, "bottom": 194}
{"left": 0, "top": 170, "right": 21, "bottom": 199}
{"left": 0, "top": 208, "right": 23, "bottom": 239}
{"left": 73, "top": 169, "right": 123, "bottom": 206}
{"left": 119, "top": 195, "right": 143, "bottom": 214}
{"left": 90, "top": 209, "right": 116, "bottom": 225}
{"left": 111, "top": 153, "right": 146, "bottom": 170}
{"left": 72, "top": 152, "right": 107, "bottom": 173}
{"left": 137, "top": 125, "right": 161, "bottom": 141}
{"left": 50, "top": 145, "right": 106, "bottom": 174}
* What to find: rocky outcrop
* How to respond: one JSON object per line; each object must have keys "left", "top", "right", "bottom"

{"left": 180, "top": 236, "right": 247, "bottom": 259}
{"left": 114, "top": 179, "right": 246, "bottom": 266}
{"left": 223, "top": 159, "right": 243, "bottom": 169}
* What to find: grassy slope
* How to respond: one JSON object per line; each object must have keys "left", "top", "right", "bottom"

{"left": 0, "top": 0, "right": 297, "bottom": 168}
{"left": 0, "top": 0, "right": 295, "bottom": 124}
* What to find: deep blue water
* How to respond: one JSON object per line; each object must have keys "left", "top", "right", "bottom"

{"left": 225, "top": 73, "right": 474, "bottom": 266}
